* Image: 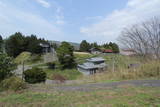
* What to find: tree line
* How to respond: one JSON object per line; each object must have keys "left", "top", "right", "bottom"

{"left": 0, "top": 32, "right": 48, "bottom": 57}
{"left": 79, "top": 40, "right": 120, "bottom": 53}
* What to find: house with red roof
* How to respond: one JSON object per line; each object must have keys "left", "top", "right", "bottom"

{"left": 102, "top": 49, "right": 113, "bottom": 53}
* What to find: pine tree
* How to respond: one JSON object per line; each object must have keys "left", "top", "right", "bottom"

{"left": 57, "top": 41, "right": 76, "bottom": 69}
{"left": 80, "top": 40, "right": 91, "bottom": 52}
{"left": 0, "top": 35, "right": 3, "bottom": 52}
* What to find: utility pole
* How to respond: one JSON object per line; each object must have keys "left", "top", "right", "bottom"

{"left": 112, "top": 57, "right": 115, "bottom": 72}
{"left": 22, "top": 61, "right": 25, "bottom": 81}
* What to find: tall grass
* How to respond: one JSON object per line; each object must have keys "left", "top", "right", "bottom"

{"left": 102, "top": 54, "right": 142, "bottom": 70}
{"left": 81, "top": 60, "right": 160, "bottom": 82}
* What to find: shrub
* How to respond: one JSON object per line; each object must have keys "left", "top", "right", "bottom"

{"left": 0, "top": 53, "right": 16, "bottom": 82}
{"left": 0, "top": 76, "right": 26, "bottom": 91}
{"left": 23, "top": 67, "right": 46, "bottom": 84}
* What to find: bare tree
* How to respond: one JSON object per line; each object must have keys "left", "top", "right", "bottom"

{"left": 119, "top": 17, "right": 160, "bottom": 59}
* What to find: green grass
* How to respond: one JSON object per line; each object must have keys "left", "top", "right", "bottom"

{"left": 74, "top": 53, "right": 96, "bottom": 64}
{"left": 44, "top": 69, "right": 82, "bottom": 80}
{"left": 0, "top": 87, "right": 160, "bottom": 107}
{"left": 14, "top": 52, "right": 31, "bottom": 64}
{"left": 14, "top": 52, "right": 43, "bottom": 65}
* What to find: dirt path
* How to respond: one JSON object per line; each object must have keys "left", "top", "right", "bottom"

{"left": 29, "top": 80, "right": 160, "bottom": 92}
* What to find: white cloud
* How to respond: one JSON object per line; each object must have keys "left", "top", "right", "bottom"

{"left": 80, "top": 0, "right": 160, "bottom": 43}
{"left": 0, "top": 1, "right": 64, "bottom": 40}
{"left": 35, "top": 0, "right": 50, "bottom": 8}
{"left": 54, "top": 7, "right": 66, "bottom": 25}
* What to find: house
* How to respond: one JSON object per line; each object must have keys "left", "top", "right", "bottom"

{"left": 77, "top": 57, "right": 107, "bottom": 75}
{"left": 120, "top": 49, "right": 136, "bottom": 56}
{"left": 102, "top": 49, "right": 113, "bottom": 53}
{"left": 40, "top": 43, "right": 57, "bottom": 63}
{"left": 39, "top": 43, "right": 55, "bottom": 53}
{"left": 89, "top": 48, "right": 102, "bottom": 54}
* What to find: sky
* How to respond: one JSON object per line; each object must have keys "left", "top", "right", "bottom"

{"left": 0, "top": 0, "right": 160, "bottom": 44}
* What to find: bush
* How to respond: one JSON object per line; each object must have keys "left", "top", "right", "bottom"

{"left": 0, "top": 53, "right": 16, "bottom": 82}
{"left": 0, "top": 76, "right": 26, "bottom": 91}
{"left": 24, "top": 67, "right": 46, "bottom": 84}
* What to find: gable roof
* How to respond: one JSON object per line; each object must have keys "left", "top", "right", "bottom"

{"left": 86, "top": 57, "right": 105, "bottom": 62}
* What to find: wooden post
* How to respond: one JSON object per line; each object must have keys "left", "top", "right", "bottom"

{"left": 22, "top": 61, "right": 25, "bottom": 80}
{"left": 112, "top": 57, "right": 115, "bottom": 72}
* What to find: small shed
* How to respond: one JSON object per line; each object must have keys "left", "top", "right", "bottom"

{"left": 77, "top": 57, "right": 107, "bottom": 75}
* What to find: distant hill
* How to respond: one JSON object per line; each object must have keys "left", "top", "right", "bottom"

{"left": 49, "top": 40, "right": 80, "bottom": 50}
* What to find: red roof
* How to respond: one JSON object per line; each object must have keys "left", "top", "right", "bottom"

{"left": 103, "top": 49, "right": 113, "bottom": 53}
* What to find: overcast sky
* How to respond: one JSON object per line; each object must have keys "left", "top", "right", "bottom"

{"left": 0, "top": 0, "right": 160, "bottom": 44}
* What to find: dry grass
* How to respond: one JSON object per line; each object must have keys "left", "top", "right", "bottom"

{"left": 80, "top": 60, "right": 160, "bottom": 83}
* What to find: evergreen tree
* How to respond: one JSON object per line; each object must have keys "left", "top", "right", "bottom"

{"left": 91, "top": 42, "right": 99, "bottom": 49}
{"left": 5, "top": 33, "right": 48, "bottom": 57}
{"left": 112, "top": 43, "right": 120, "bottom": 53}
{"left": 57, "top": 41, "right": 76, "bottom": 69}
{"left": 5, "top": 32, "right": 25, "bottom": 57}
{"left": 80, "top": 40, "right": 91, "bottom": 52}
{"left": 102, "top": 42, "right": 120, "bottom": 53}
{"left": 51, "top": 43, "right": 58, "bottom": 50}
{"left": 0, "top": 35, "right": 3, "bottom": 52}
{"left": 24, "top": 35, "right": 43, "bottom": 54}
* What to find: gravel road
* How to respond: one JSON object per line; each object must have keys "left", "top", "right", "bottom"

{"left": 29, "top": 80, "right": 160, "bottom": 92}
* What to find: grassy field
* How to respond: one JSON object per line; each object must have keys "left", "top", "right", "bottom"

{"left": 0, "top": 86, "right": 160, "bottom": 107}
{"left": 74, "top": 52, "right": 96, "bottom": 64}
{"left": 15, "top": 52, "right": 160, "bottom": 82}
{"left": 14, "top": 52, "right": 43, "bottom": 65}
{"left": 1, "top": 52, "right": 160, "bottom": 107}
{"left": 80, "top": 60, "right": 160, "bottom": 83}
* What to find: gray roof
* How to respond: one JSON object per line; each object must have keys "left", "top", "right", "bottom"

{"left": 78, "top": 62, "right": 107, "bottom": 70}
{"left": 78, "top": 62, "right": 97, "bottom": 70}
{"left": 78, "top": 57, "right": 106, "bottom": 70}
{"left": 86, "top": 57, "right": 105, "bottom": 62}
